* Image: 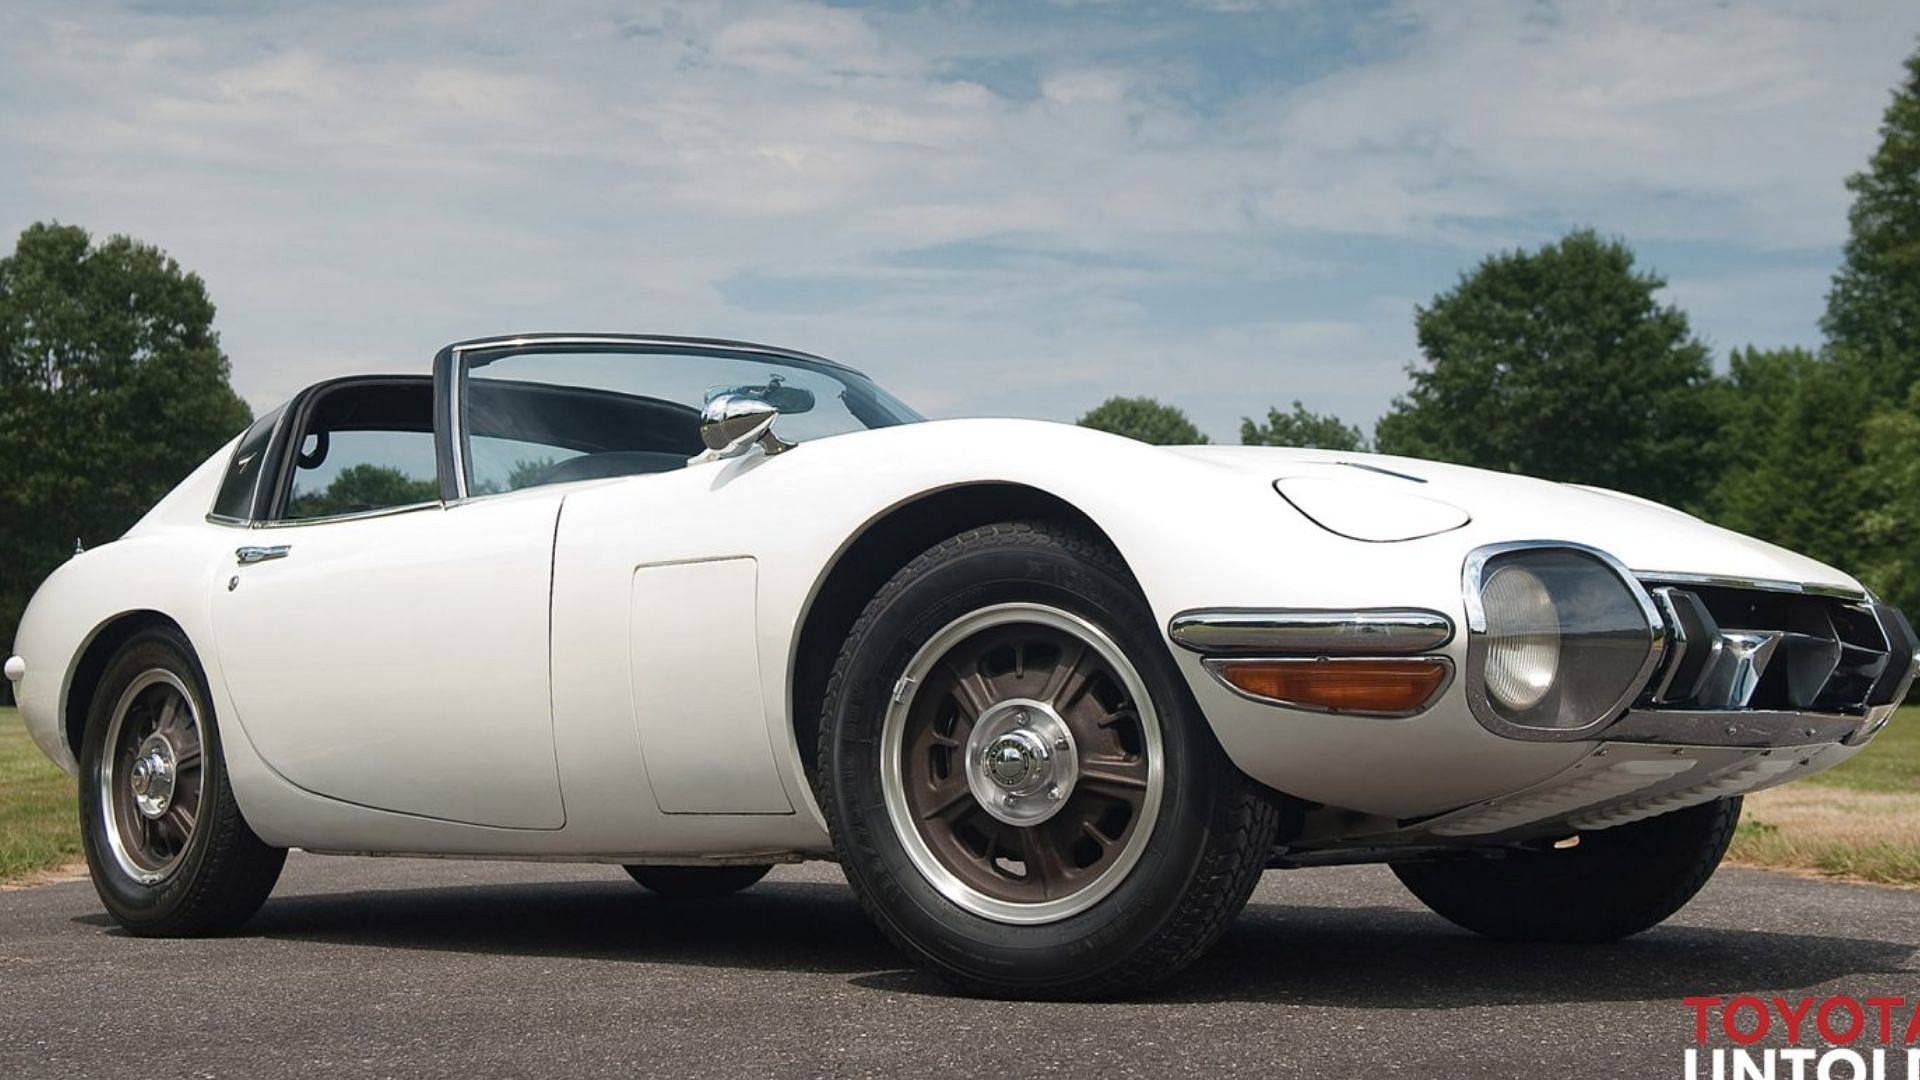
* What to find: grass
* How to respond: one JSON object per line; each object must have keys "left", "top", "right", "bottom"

{"left": 1798, "top": 706, "right": 1920, "bottom": 793}
{"left": 1728, "top": 705, "right": 1920, "bottom": 886}
{"left": 0, "top": 706, "right": 83, "bottom": 884}
{"left": 0, "top": 702, "right": 1913, "bottom": 887}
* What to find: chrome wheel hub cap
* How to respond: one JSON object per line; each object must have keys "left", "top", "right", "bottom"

{"left": 100, "top": 669, "right": 207, "bottom": 885}
{"left": 967, "top": 700, "right": 1078, "bottom": 825}
{"left": 880, "top": 602, "right": 1166, "bottom": 926}
{"left": 130, "top": 735, "right": 177, "bottom": 819}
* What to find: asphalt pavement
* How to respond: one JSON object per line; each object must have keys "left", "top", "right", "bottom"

{"left": 1, "top": 854, "right": 1915, "bottom": 1078}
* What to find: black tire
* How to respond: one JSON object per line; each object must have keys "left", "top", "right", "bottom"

{"left": 819, "top": 520, "right": 1279, "bottom": 1000}
{"left": 623, "top": 864, "right": 773, "bottom": 897}
{"left": 79, "top": 626, "right": 286, "bottom": 936}
{"left": 1392, "top": 797, "right": 1742, "bottom": 942}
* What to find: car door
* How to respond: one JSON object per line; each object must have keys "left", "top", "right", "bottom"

{"left": 440, "top": 336, "right": 921, "bottom": 819}
{"left": 209, "top": 376, "right": 566, "bottom": 830}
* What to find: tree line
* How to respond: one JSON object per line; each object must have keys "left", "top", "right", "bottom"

{"left": 3, "top": 46, "right": 1918, "bottom": 708}
{"left": 1081, "top": 45, "right": 1920, "bottom": 618}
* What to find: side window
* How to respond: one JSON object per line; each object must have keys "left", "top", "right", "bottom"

{"left": 210, "top": 405, "right": 286, "bottom": 523}
{"left": 276, "top": 382, "right": 439, "bottom": 522}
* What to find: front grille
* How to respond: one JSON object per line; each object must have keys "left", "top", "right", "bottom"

{"left": 1636, "top": 582, "right": 1916, "bottom": 714}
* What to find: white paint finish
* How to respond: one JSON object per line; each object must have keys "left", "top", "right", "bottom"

{"left": 210, "top": 493, "right": 566, "bottom": 830}
{"left": 1167, "top": 444, "right": 1860, "bottom": 593}
{"left": 629, "top": 558, "right": 793, "bottom": 814}
{"left": 1428, "top": 759, "right": 1698, "bottom": 836}
{"left": 6, "top": 404, "right": 1884, "bottom": 862}
{"left": 3, "top": 655, "right": 23, "bottom": 682}
{"left": 1414, "top": 740, "right": 1861, "bottom": 841}
{"left": 1570, "top": 757, "right": 1800, "bottom": 829}
{"left": 9, "top": 439, "right": 240, "bottom": 777}
{"left": 1274, "top": 471, "right": 1470, "bottom": 542}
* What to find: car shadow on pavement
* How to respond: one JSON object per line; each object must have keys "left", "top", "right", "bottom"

{"left": 76, "top": 878, "right": 900, "bottom": 976}
{"left": 854, "top": 900, "right": 1920, "bottom": 1004}
{"left": 72, "top": 879, "right": 1917, "bottom": 1005}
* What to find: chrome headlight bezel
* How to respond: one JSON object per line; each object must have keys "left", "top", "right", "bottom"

{"left": 1462, "top": 541, "right": 1667, "bottom": 741}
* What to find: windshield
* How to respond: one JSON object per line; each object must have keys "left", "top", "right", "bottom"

{"left": 457, "top": 344, "right": 921, "bottom": 494}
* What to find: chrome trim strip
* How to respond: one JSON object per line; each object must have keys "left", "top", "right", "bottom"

{"left": 1869, "top": 603, "right": 1920, "bottom": 708}
{"left": 446, "top": 333, "right": 862, "bottom": 375}
{"left": 252, "top": 501, "right": 443, "bottom": 529}
{"left": 1635, "top": 571, "right": 1867, "bottom": 601}
{"left": 1460, "top": 541, "right": 1668, "bottom": 743}
{"left": 1167, "top": 608, "right": 1454, "bottom": 656}
{"left": 1645, "top": 587, "right": 1691, "bottom": 703}
{"left": 450, "top": 345, "right": 472, "bottom": 500}
{"left": 1199, "top": 656, "right": 1454, "bottom": 719}
{"left": 1604, "top": 708, "right": 1867, "bottom": 748}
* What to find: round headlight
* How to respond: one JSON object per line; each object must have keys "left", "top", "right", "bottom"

{"left": 1467, "top": 546, "right": 1660, "bottom": 734}
{"left": 1481, "top": 566, "right": 1560, "bottom": 712}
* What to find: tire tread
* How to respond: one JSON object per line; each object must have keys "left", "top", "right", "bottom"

{"left": 817, "top": 519, "right": 1277, "bottom": 998}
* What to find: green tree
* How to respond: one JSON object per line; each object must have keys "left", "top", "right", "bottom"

{"left": 1701, "top": 347, "right": 1872, "bottom": 571}
{"left": 0, "top": 222, "right": 251, "bottom": 691}
{"left": 1077, "top": 396, "right": 1209, "bottom": 445}
{"left": 286, "top": 464, "right": 439, "bottom": 519}
{"left": 1824, "top": 46, "right": 1920, "bottom": 405}
{"left": 1241, "top": 401, "right": 1367, "bottom": 450}
{"left": 1374, "top": 229, "right": 1717, "bottom": 508}
{"left": 1858, "top": 386, "right": 1920, "bottom": 613}
{"left": 1706, "top": 44, "right": 1920, "bottom": 609}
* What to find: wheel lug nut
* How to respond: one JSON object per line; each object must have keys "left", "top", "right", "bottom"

{"left": 1054, "top": 737, "right": 1069, "bottom": 751}
{"left": 1002, "top": 794, "right": 1018, "bottom": 808}
{"left": 1046, "top": 786, "right": 1062, "bottom": 801}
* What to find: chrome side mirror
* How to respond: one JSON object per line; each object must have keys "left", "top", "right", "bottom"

{"left": 690, "top": 393, "right": 795, "bottom": 465}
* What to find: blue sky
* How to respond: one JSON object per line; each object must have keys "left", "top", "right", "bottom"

{"left": 2, "top": 0, "right": 1916, "bottom": 440}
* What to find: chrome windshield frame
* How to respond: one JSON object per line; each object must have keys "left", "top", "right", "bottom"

{"left": 432, "top": 333, "right": 916, "bottom": 503}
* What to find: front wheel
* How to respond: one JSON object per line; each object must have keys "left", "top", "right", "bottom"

{"left": 79, "top": 626, "right": 286, "bottom": 936}
{"left": 820, "top": 521, "right": 1279, "bottom": 999}
{"left": 1392, "top": 797, "right": 1742, "bottom": 942}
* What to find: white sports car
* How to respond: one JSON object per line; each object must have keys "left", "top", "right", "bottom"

{"left": 8, "top": 333, "right": 1915, "bottom": 998}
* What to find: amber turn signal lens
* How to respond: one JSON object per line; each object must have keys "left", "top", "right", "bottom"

{"left": 1214, "top": 659, "right": 1449, "bottom": 715}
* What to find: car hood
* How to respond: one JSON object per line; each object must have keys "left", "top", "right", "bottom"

{"left": 1162, "top": 445, "right": 1863, "bottom": 595}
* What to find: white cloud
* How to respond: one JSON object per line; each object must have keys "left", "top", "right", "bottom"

{"left": 0, "top": 0, "right": 1913, "bottom": 438}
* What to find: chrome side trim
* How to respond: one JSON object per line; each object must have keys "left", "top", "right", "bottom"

{"left": 1636, "top": 571, "right": 1867, "bottom": 601}
{"left": 1460, "top": 541, "right": 1667, "bottom": 743}
{"left": 253, "top": 501, "right": 443, "bottom": 529}
{"left": 1167, "top": 608, "right": 1454, "bottom": 656}
{"left": 1199, "top": 656, "right": 1454, "bottom": 719}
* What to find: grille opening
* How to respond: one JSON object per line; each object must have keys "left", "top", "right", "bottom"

{"left": 1639, "top": 583, "right": 1898, "bottom": 714}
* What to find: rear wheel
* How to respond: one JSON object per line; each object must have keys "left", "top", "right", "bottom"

{"left": 1392, "top": 797, "right": 1742, "bottom": 941}
{"left": 79, "top": 626, "right": 285, "bottom": 936}
{"left": 623, "top": 864, "right": 772, "bottom": 897}
{"left": 820, "top": 521, "right": 1278, "bottom": 999}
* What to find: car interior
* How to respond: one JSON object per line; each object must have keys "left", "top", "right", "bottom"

{"left": 269, "top": 375, "right": 714, "bottom": 521}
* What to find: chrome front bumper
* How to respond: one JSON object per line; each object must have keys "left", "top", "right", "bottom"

{"left": 1168, "top": 592, "right": 1917, "bottom": 751}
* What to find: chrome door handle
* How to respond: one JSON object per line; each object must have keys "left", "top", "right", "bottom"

{"left": 236, "top": 545, "right": 292, "bottom": 565}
